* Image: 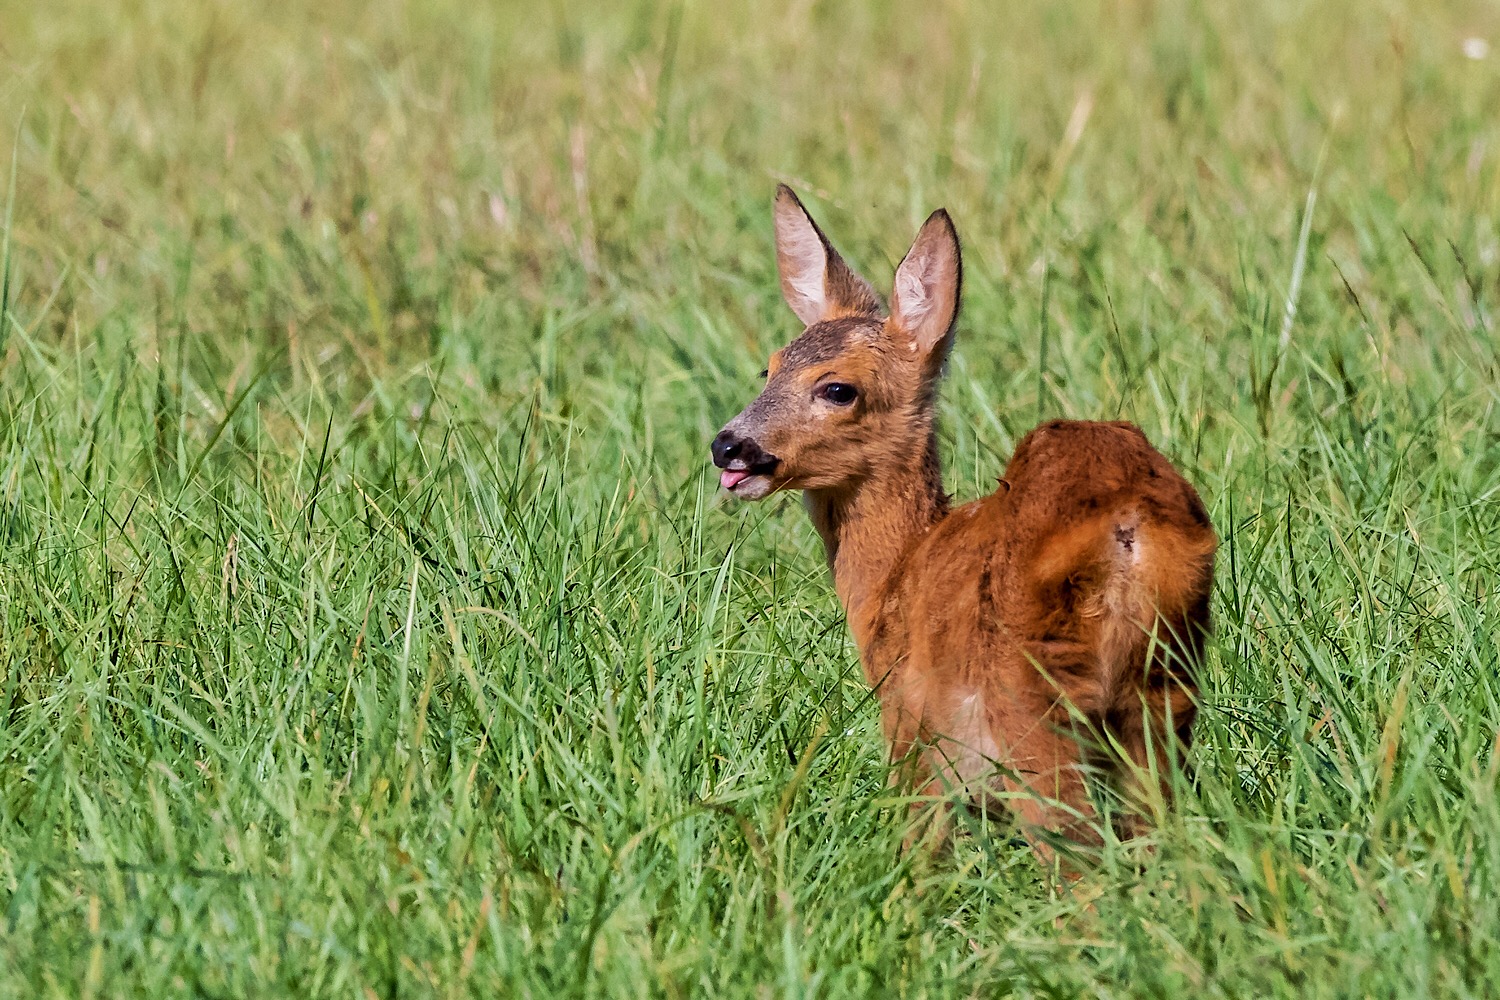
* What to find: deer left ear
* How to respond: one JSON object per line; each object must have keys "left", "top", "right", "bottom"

{"left": 773, "top": 185, "right": 882, "bottom": 327}
{"left": 890, "top": 209, "right": 962, "bottom": 364}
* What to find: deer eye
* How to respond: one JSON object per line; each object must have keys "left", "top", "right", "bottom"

{"left": 818, "top": 383, "right": 858, "bottom": 405}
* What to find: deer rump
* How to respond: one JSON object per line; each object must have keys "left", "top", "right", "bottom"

{"left": 872, "top": 421, "right": 1216, "bottom": 836}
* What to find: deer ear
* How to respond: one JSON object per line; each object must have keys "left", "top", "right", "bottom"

{"left": 773, "top": 185, "right": 882, "bottom": 327}
{"left": 890, "top": 209, "right": 962, "bottom": 363}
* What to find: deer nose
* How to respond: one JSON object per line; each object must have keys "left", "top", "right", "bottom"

{"left": 711, "top": 430, "right": 744, "bottom": 469}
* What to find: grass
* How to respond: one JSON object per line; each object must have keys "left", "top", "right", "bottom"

{"left": 2, "top": 0, "right": 1500, "bottom": 995}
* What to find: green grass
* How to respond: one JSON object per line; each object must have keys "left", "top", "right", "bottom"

{"left": 2, "top": 0, "right": 1500, "bottom": 995}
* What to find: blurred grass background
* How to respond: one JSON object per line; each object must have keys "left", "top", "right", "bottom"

{"left": 3, "top": 0, "right": 1500, "bottom": 995}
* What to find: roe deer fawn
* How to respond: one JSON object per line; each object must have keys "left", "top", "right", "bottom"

{"left": 711, "top": 186, "right": 1217, "bottom": 862}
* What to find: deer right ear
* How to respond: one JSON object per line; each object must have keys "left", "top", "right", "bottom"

{"left": 890, "top": 209, "right": 962, "bottom": 365}
{"left": 773, "top": 185, "right": 882, "bottom": 327}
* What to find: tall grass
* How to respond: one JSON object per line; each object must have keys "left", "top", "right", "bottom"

{"left": 2, "top": 0, "right": 1499, "bottom": 995}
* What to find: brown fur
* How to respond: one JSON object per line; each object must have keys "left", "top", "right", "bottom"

{"left": 715, "top": 188, "right": 1217, "bottom": 864}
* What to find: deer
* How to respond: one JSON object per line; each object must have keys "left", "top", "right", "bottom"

{"left": 710, "top": 186, "right": 1217, "bottom": 866}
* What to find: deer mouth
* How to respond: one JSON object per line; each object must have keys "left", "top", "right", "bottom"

{"left": 719, "top": 459, "right": 779, "bottom": 494}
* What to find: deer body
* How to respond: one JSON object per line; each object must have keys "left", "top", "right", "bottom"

{"left": 713, "top": 188, "right": 1216, "bottom": 856}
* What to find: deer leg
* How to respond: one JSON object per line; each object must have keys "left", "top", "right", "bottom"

{"left": 990, "top": 712, "right": 1102, "bottom": 875}
{"left": 1112, "top": 684, "right": 1196, "bottom": 839}
{"left": 900, "top": 775, "right": 956, "bottom": 853}
{"left": 880, "top": 700, "right": 952, "bottom": 853}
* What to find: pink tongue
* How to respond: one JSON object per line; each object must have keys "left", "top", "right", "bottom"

{"left": 720, "top": 469, "right": 750, "bottom": 490}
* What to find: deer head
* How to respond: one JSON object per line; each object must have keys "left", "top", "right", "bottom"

{"left": 711, "top": 186, "right": 962, "bottom": 502}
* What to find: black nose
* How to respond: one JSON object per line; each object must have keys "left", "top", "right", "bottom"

{"left": 711, "top": 430, "right": 743, "bottom": 469}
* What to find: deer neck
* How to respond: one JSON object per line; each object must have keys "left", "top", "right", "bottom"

{"left": 803, "top": 427, "right": 949, "bottom": 649}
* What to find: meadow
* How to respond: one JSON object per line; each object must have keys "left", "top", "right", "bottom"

{"left": 3, "top": 1, "right": 1500, "bottom": 995}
